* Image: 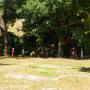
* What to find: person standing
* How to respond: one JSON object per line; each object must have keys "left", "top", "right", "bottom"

{"left": 81, "top": 48, "right": 84, "bottom": 59}
{"left": 12, "top": 48, "right": 15, "bottom": 56}
{"left": 22, "top": 49, "right": 25, "bottom": 57}
{"left": 71, "top": 47, "right": 77, "bottom": 58}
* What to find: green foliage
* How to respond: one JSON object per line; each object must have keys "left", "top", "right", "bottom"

{"left": 1, "top": 0, "right": 26, "bottom": 23}
{"left": 0, "top": 0, "right": 3, "bottom": 8}
{"left": 21, "top": 0, "right": 90, "bottom": 56}
{"left": 0, "top": 0, "right": 90, "bottom": 56}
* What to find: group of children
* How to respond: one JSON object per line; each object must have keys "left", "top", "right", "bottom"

{"left": 5, "top": 46, "right": 84, "bottom": 59}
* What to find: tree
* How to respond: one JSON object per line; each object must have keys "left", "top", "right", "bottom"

{"left": 0, "top": 0, "right": 90, "bottom": 57}
{"left": 0, "top": 0, "right": 26, "bottom": 56}
{"left": 22, "top": 0, "right": 90, "bottom": 57}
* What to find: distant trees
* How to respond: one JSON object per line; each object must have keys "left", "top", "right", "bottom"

{"left": 22, "top": 0, "right": 90, "bottom": 57}
{"left": 0, "top": 0, "right": 90, "bottom": 57}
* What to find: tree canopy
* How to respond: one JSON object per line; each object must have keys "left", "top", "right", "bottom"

{"left": 0, "top": 0, "right": 90, "bottom": 57}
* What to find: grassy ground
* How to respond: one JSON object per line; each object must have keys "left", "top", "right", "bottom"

{"left": 0, "top": 57, "right": 90, "bottom": 90}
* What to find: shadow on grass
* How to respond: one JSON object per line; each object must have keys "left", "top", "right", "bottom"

{"left": 0, "top": 63, "right": 13, "bottom": 66}
{"left": 0, "top": 55, "right": 90, "bottom": 59}
{"left": 79, "top": 67, "right": 90, "bottom": 73}
{"left": 0, "top": 56, "right": 13, "bottom": 59}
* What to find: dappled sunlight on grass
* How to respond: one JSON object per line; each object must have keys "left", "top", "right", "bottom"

{"left": 0, "top": 58, "right": 90, "bottom": 90}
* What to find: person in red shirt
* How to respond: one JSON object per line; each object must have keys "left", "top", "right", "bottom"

{"left": 12, "top": 48, "right": 15, "bottom": 56}
{"left": 71, "top": 47, "right": 77, "bottom": 58}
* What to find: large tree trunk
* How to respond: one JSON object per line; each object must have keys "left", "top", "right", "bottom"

{"left": 0, "top": 13, "right": 8, "bottom": 56}
{"left": 0, "top": 0, "right": 8, "bottom": 56}
{"left": 3, "top": 30, "right": 8, "bottom": 56}
{"left": 3, "top": 0, "right": 8, "bottom": 56}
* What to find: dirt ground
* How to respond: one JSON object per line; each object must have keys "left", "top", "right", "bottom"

{"left": 0, "top": 57, "right": 90, "bottom": 90}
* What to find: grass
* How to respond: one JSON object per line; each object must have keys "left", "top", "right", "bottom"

{"left": 0, "top": 57, "right": 90, "bottom": 90}
{"left": 17, "top": 63, "right": 59, "bottom": 77}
